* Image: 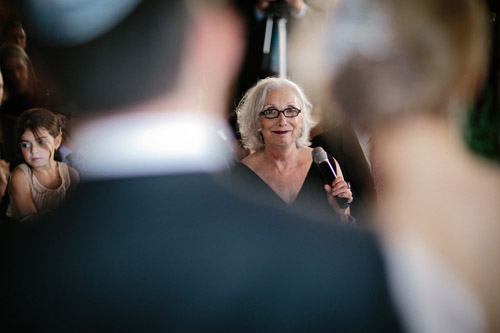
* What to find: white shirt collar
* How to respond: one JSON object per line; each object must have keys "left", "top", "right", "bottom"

{"left": 75, "top": 112, "right": 234, "bottom": 180}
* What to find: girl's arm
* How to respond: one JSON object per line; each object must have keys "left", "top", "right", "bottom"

{"left": 9, "top": 168, "right": 37, "bottom": 220}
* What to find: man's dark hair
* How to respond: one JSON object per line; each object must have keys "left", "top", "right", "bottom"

{"left": 23, "top": 0, "right": 188, "bottom": 112}
{"left": 3, "top": 20, "right": 24, "bottom": 35}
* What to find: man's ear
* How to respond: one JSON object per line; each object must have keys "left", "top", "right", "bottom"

{"left": 176, "top": 4, "right": 245, "bottom": 114}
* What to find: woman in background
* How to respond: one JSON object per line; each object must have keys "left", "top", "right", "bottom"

{"left": 0, "top": 43, "right": 50, "bottom": 164}
{"left": 232, "top": 77, "right": 353, "bottom": 224}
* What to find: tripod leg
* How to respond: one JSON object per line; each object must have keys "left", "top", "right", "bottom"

{"left": 263, "top": 17, "right": 273, "bottom": 54}
{"left": 278, "top": 17, "right": 287, "bottom": 77}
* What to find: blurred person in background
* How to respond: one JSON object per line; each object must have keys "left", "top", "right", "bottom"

{"left": 311, "top": 119, "right": 376, "bottom": 223}
{"left": 293, "top": 0, "right": 499, "bottom": 331}
{"left": 0, "top": 43, "right": 50, "bottom": 165}
{"left": 0, "top": 43, "right": 45, "bottom": 116}
{"left": 1, "top": 0, "right": 402, "bottom": 331}
{"left": 2, "top": 21, "right": 27, "bottom": 50}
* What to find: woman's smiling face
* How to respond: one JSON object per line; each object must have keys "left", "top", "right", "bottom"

{"left": 259, "top": 88, "right": 303, "bottom": 149}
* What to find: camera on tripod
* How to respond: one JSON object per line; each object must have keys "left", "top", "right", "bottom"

{"left": 266, "top": 0, "right": 289, "bottom": 17}
{"left": 262, "top": 0, "right": 289, "bottom": 77}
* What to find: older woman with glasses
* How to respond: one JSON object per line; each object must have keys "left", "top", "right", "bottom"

{"left": 231, "top": 77, "right": 353, "bottom": 224}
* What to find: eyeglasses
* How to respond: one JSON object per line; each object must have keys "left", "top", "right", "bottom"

{"left": 259, "top": 107, "right": 301, "bottom": 119}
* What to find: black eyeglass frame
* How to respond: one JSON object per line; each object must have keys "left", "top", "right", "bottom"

{"left": 259, "top": 107, "right": 302, "bottom": 119}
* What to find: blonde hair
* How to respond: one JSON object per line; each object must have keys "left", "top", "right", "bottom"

{"left": 325, "top": 0, "right": 490, "bottom": 126}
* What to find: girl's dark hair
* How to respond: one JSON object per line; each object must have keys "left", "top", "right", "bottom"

{"left": 16, "top": 108, "right": 61, "bottom": 142}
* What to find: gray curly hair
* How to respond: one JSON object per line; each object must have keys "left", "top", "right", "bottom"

{"left": 236, "top": 77, "right": 315, "bottom": 152}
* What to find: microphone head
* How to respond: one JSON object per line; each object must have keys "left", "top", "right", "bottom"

{"left": 312, "top": 147, "right": 328, "bottom": 164}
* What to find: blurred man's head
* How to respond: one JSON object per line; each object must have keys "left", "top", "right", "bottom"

{"left": 22, "top": 0, "right": 188, "bottom": 113}
{"left": 316, "top": 0, "right": 490, "bottom": 129}
{"left": 3, "top": 21, "right": 27, "bottom": 50}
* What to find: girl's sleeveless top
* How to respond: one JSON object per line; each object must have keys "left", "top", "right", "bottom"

{"left": 6, "top": 162, "right": 71, "bottom": 220}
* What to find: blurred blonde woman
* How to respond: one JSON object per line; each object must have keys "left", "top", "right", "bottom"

{"left": 314, "top": 0, "right": 500, "bottom": 331}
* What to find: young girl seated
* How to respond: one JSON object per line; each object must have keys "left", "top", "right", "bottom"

{"left": 6, "top": 108, "right": 79, "bottom": 222}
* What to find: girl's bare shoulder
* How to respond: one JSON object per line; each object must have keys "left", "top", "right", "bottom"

{"left": 9, "top": 166, "right": 29, "bottom": 189}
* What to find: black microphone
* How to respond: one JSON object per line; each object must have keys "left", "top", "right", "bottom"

{"left": 312, "top": 147, "right": 350, "bottom": 209}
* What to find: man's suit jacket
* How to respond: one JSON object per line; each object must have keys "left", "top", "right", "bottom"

{"left": 312, "top": 123, "right": 376, "bottom": 222}
{"left": 4, "top": 172, "right": 401, "bottom": 331}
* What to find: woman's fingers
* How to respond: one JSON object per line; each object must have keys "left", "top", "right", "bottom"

{"left": 330, "top": 178, "right": 353, "bottom": 203}
{"left": 330, "top": 178, "right": 346, "bottom": 194}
